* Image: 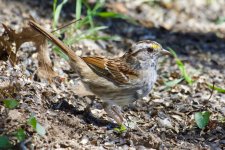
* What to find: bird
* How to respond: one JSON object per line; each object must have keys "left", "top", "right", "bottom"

{"left": 29, "top": 20, "right": 171, "bottom": 126}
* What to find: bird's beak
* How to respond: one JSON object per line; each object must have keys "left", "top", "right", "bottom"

{"left": 160, "top": 49, "right": 171, "bottom": 55}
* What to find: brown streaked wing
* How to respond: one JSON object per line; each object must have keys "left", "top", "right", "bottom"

{"left": 82, "top": 57, "right": 138, "bottom": 84}
{"left": 82, "top": 57, "right": 106, "bottom": 69}
{"left": 105, "top": 60, "right": 129, "bottom": 83}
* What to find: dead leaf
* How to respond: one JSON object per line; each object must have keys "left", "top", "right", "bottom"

{"left": 8, "top": 109, "right": 22, "bottom": 120}
{"left": 0, "top": 26, "right": 18, "bottom": 65}
{"left": 0, "top": 20, "right": 58, "bottom": 81}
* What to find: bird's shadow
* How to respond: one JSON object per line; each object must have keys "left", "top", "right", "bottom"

{"left": 50, "top": 99, "right": 118, "bottom": 128}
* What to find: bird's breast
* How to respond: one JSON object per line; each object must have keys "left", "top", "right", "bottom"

{"left": 82, "top": 67, "right": 158, "bottom": 106}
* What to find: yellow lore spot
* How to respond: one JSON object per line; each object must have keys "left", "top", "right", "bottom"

{"left": 151, "top": 44, "right": 160, "bottom": 49}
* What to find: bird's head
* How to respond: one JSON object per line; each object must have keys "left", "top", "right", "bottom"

{"left": 129, "top": 40, "right": 170, "bottom": 58}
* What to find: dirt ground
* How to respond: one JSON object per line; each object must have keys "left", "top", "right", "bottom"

{"left": 0, "top": 0, "right": 225, "bottom": 149}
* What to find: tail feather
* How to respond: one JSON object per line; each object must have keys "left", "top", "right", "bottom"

{"left": 29, "top": 20, "right": 79, "bottom": 63}
{"left": 29, "top": 20, "right": 94, "bottom": 79}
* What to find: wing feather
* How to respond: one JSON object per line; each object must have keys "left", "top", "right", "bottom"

{"left": 82, "top": 57, "right": 105, "bottom": 69}
{"left": 82, "top": 57, "right": 138, "bottom": 84}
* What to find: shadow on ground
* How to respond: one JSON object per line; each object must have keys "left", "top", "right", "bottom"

{"left": 50, "top": 100, "right": 118, "bottom": 128}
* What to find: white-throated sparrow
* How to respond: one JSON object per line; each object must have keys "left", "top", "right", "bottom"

{"left": 29, "top": 20, "right": 170, "bottom": 126}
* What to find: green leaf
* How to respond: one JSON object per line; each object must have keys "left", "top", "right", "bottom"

{"left": 75, "top": 0, "right": 82, "bottom": 20}
{"left": 66, "top": 26, "right": 108, "bottom": 44}
{"left": 194, "top": 111, "right": 211, "bottom": 129}
{"left": 84, "top": 35, "right": 121, "bottom": 41}
{"left": 97, "top": 12, "right": 137, "bottom": 24}
{"left": 75, "top": 16, "right": 90, "bottom": 29}
{"left": 97, "top": 12, "right": 122, "bottom": 18}
{"left": 92, "top": 0, "right": 105, "bottom": 12}
{"left": 215, "top": 16, "right": 225, "bottom": 24}
{"left": 3, "top": 99, "right": 19, "bottom": 109}
{"left": 207, "top": 83, "right": 225, "bottom": 93}
{"left": 15, "top": 129, "right": 26, "bottom": 142}
{"left": 53, "top": 47, "right": 69, "bottom": 60}
{"left": 114, "top": 124, "right": 127, "bottom": 133}
{"left": 168, "top": 48, "right": 193, "bottom": 85}
{"left": 82, "top": 0, "right": 96, "bottom": 29}
{"left": 165, "top": 78, "right": 184, "bottom": 87}
{"left": 83, "top": 25, "right": 108, "bottom": 34}
{"left": 27, "top": 115, "right": 46, "bottom": 137}
{"left": 53, "top": 0, "right": 68, "bottom": 28}
{"left": 0, "top": 136, "right": 12, "bottom": 149}
{"left": 27, "top": 115, "right": 37, "bottom": 129}
{"left": 87, "top": 9, "right": 94, "bottom": 29}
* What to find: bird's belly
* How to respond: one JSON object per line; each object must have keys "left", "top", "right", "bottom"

{"left": 133, "top": 82, "right": 153, "bottom": 99}
{"left": 113, "top": 83, "right": 153, "bottom": 106}
{"left": 81, "top": 68, "right": 156, "bottom": 106}
{"left": 86, "top": 81, "right": 154, "bottom": 106}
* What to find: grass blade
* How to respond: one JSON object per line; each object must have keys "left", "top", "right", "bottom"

{"left": 97, "top": 12, "right": 137, "bottom": 24}
{"left": 207, "top": 83, "right": 225, "bottom": 93}
{"left": 168, "top": 48, "right": 193, "bottom": 85}
{"left": 66, "top": 26, "right": 108, "bottom": 44}
{"left": 165, "top": 78, "right": 184, "bottom": 87}
{"left": 76, "top": 0, "right": 82, "bottom": 28}
{"left": 53, "top": 0, "right": 68, "bottom": 28}
{"left": 53, "top": 47, "right": 69, "bottom": 60}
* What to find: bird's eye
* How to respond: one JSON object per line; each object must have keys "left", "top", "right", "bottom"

{"left": 147, "top": 48, "right": 153, "bottom": 52}
{"left": 128, "top": 48, "right": 132, "bottom": 53}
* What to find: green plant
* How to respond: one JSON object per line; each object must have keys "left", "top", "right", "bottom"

{"left": 2, "top": 99, "right": 19, "bottom": 109}
{"left": 168, "top": 48, "right": 193, "bottom": 85}
{"left": 27, "top": 115, "right": 46, "bottom": 137}
{"left": 218, "top": 115, "right": 225, "bottom": 123}
{"left": 96, "top": 11, "right": 137, "bottom": 24}
{"left": 0, "top": 136, "right": 12, "bottom": 149}
{"left": 53, "top": 0, "right": 68, "bottom": 29}
{"left": 0, "top": 129, "right": 26, "bottom": 149}
{"left": 0, "top": 99, "right": 26, "bottom": 148}
{"left": 52, "top": 0, "right": 133, "bottom": 43}
{"left": 0, "top": 102, "right": 45, "bottom": 147}
{"left": 67, "top": 0, "right": 122, "bottom": 42}
{"left": 114, "top": 124, "right": 127, "bottom": 133}
{"left": 194, "top": 111, "right": 211, "bottom": 129}
{"left": 215, "top": 16, "right": 225, "bottom": 24}
{"left": 51, "top": 0, "right": 135, "bottom": 60}
{"left": 14, "top": 129, "right": 26, "bottom": 142}
{"left": 75, "top": 0, "right": 82, "bottom": 27}
{"left": 207, "top": 83, "right": 225, "bottom": 93}
{"left": 0, "top": 115, "right": 44, "bottom": 148}
{"left": 164, "top": 78, "right": 184, "bottom": 89}
{"left": 51, "top": 0, "right": 125, "bottom": 59}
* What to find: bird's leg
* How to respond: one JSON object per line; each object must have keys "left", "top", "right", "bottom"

{"left": 103, "top": 102, "right": 124, "bottom": 125}
{"left": 103, "top": 102, "right": 127, "bottom": 132}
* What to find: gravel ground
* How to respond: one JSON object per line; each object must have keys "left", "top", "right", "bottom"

{"left": 0, "top": 0, "right": 225, "bottom": 149}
